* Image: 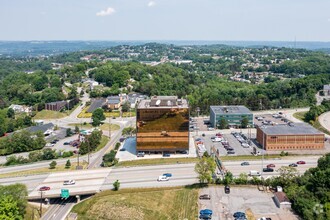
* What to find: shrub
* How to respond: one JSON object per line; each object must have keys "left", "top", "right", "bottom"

{"left": 49, "top": 161, "right": 57, "bottom": 169}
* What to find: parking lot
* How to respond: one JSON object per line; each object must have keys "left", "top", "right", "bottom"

{"left": 254, "top": 113, "right": 290, "bottom": 127}
{"left": 199, "top": 186, "right": 298, "bottom": 220}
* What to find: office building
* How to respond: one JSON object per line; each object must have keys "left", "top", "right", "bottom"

{"left": 210, "top": 106, "right": 253, "bottom": 128}
{"left": 256, "top": 123, "right": 325, "bottom": 151}
{"left": 136, "top": 96, "right": 189, "bottom": 153}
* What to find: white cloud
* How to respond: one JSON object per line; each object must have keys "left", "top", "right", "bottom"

{"left": 148, "top": 1, "right": 156, "bottom": 7}
{"left": 96, "top": 7, "right": 116, "bottom": 16}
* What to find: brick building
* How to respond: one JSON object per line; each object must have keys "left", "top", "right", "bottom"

{"left": 256, "top": 123, "right": 324, "bottom": 151}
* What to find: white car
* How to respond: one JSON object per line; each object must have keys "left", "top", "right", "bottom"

{"left": 63, "top": 180, "right": 75, "bottom": 185}
{"left": 157, "top": 175, "right": 170, "bottom": 181}
{"left": 207, "top": 127, "right": 215, "bottom": 131}
{"left": 212, "top": 137, "right": 222, "bottom": 142}
{"left": 241, "top": 143, "right": 250, "bottom": 148}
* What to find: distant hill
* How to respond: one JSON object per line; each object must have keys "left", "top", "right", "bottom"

{"left": 0, "top": 40, "right": 330, "bottom": 57}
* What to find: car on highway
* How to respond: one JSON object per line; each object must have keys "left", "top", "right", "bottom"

{"left": 289, "top": 163, "right": 298, "bottom": 167}
{"left": 199, "top": 214, "right": 212, "bottom": 219}
{"left": 233, "top": 212, "right": 246, "bottom": 219}
{"left": 267, "top": 164, "right": 275, "bottom": 168}
{"left": 241, "top": 162, "right": 250, "bottom": 166}
{"left": 39, "top": 186, "right": 50, "bottom": 191}
{"left": 63, "top": 180, "right": 75, "bottom": 185}
{"left": 157, "top": 175, "right": 169, "bottom": 181}
{"left": 199, "top": 194, "right": 211, "bottom": 200}
{"left": 200, "top": 209, "right": 213, "bottom": 216}
{"left": 225, "top": 185, "right": 230, "bottom": 194}
{"left": 162, "top": 173, "right": 172, "bottom": 178}
{"left": 263, "top": 168, "right": 274, "bottom": 172}
{"left": 163, "top": 153, "right": 171, "bottom": 157}
{"left": 297, "top": 161, "right": 306, "bottom": 164}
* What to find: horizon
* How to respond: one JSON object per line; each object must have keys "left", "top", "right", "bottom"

{"left": 1, "top": 0, "right": 329, "bottom": 41}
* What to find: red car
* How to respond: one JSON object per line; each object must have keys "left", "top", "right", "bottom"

{"left": 216, "top": 133, "right": 222, "bottom": 137}
{"left": 267, "top": 164, "right": 275, "bottom": 168}
{"left": 297, "top": 161, "right": 306, "bottom": 164}
{"left": 39, "top": 186, "right": 50, "bottom": 191}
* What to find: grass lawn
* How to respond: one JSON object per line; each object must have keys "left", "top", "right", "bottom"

{"left": 33, "top": 110, "right": 68, "bottom": 119}
{"left": 78, "top": 106, "right": 135, "bottom": 118}
{"left": 293, "top": 111, "right": 307, "bottom": 121}
{"left": 95, "top": 136, "right": 109, "bottom": 152}
{"left": 219, "top": 154, "right": 283, "bottom": 161}
{"left": 293, "top": 111, "right": 330, "bottom": 135}
{"left": 25, "top": 203, "right": 47, "bottom": 220}
{"left": 68, "top": 123, "right": 120, "bottom": 131}
{"left": 0, "top": 161, "right": 88, "bottom": 179}
{"left": 72, "top": 187, "right": 198, "bottom": 220}
{"left": 116, "top": 157, "right": 199, "bottom": 167}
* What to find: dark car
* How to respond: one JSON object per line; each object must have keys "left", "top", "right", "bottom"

{"left": 227, "top": 147, "right": 234, "bottom": 151}
{"left": 263, "top": 168, "right": 274, "bottom": 172}
{"left": 119, "top": 148, "right": 126, "bottom": 151}
{"left": 163, "top": 153, "right": 171, "bottom": 157}
{"left": 297, "top": 161, "right": 306, "bottom": 164}
{"left": 227, "top": 151, "right": 235, "bottom": 154}
{"left": 137, "top": 152, "right": 145, "bottom": 157}
{"left": 241, "top": 162, "right": 250, "bottom": 166}
{"left": 200, "top": 209, "right": 213, "bottom": 216}
{"left": 225, "top": 185, "right": 230, "bottom": 194}
{"left": 63, "top": 142, "right": 71, "bottom": 145}
{"left": 39, "top": 186, "right": 50, "bottom": 191}
{"left": 199, "top": 194, "right": 211, "bottom": 200}
{"left": 163, "top": 173, "right": 172, "bottom": 178}
{"left": 199, "top": 214, "right": 212, "bottom": 219}
{"left": 119, "top": 137, "right": 126, "bottom": 142}
{"left": 289, "top": 163, "right": 298, "bottom": 167}
{"left": 233, "top": 212, "right": 246, "bottom": 218}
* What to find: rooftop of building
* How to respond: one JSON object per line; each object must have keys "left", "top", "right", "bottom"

{"left": 274, "top": 191, "right": 291, "bottom": 203}
{"left": 137, "top": 96, "right": 188, "bottom": 109}
{"left": 210, "top": 105, "right": 252, "bottom": 115}
{"left": 259, "top": 123, "right": 324, "bottom": 135}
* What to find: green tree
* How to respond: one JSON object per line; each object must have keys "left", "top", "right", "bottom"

{"left": 218, "top": 118, "right": 228, "bottom": 129}
{"left": 7, "top": 108, "right": 15, "bottom": 119}
{"left": 92, "top": 108, "right": 105, "bottom": 127}
{"left": 113, "top": 180, "right": 120, "bottom": 191}
{"left": 66, "top": 128, "right": 72, "bottom": 137}
{"left": 195, "top": 156, "right": 216, "bottom": 183}
{"left": 65, "top": 160, "right": 71, "bottom": 169}
{"left": 241, "top": 116, "right": 249, "bottom": 128}
{"left": 122, "top": 127, "right": 136, "bottom": 136}
{"left": 0, "top": 184, "right": 27, "bottom": 218}
{"left": 0, "top": 195, "right": 21, "bottom": 220}
{"left": 223, "top": 171, "right": 234, "bottom": 185}
{"left": 74, "top": 125, "right": 80, "bottom": 133}
{"left": 121, "top": 101, "right": 130, "bottom": 112}
{"left": 49, "top": 161, "right": 57, "bottom": 169}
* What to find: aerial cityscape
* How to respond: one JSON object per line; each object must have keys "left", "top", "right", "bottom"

{"left": 0, "top": 1, "right": 330, "bottom": 220}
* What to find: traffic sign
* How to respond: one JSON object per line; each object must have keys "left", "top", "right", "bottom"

{"left": 61, "top": 189, "right": 69, "bottom": 199}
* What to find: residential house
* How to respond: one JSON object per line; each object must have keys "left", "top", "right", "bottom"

{"left": 9, "top": 104, "right": 32, "bottom": 113}
{"left": 107, "top": 96, "right": 122, "bottom": 110}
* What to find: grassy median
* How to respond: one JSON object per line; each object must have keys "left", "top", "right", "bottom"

{"left": 116, "top": 157, "right": 199, "bottom": 167}
{"left": 72, "top": 187, "right": 198, "bottom": 220}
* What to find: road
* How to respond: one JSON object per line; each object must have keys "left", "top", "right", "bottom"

{"left": 41, "top": 197, "right": 76, "bottom": 220}
{"left": 319, "top": 111, "right": 330, "bottom": 138}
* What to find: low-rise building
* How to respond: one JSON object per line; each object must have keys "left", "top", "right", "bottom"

{"left": 323, "top": 84, "right": 330, "bottom": 96}
{"left": 210, "top": 106, "right": 253, "bottom": 128}
{"left": 107, "top": 96, "right": 122, "bottom": 110}
{"left": 45, "top": 101, "right": 67, "bottom": 111}
{"left": 9, "top": 104, "right": 32, "bottom": 113}
{"left": 256, "top": 123, "right": 325, "bottom": 151}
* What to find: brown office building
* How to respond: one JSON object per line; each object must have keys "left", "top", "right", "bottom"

{"left": 256, "top": 123, "right": 324, "bottom": 151}
{"left": 136, "top": 96, "right": 189, "bottom": 153}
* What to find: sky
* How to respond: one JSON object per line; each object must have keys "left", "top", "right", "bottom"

{"left": 0, "top": 0, "right": 329, "bottom": 41}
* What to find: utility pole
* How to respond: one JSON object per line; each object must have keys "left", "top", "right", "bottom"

{"left": 39, "top": 191, "right": 43, "bottom": 217}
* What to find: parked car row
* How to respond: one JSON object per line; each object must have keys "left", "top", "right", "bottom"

{"left": 231, "top": 132, "right": 250, "bottom": 148}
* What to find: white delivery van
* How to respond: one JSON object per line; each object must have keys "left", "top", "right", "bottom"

{"left": 249, "top": 170, "right": 261, "bottom": 176}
